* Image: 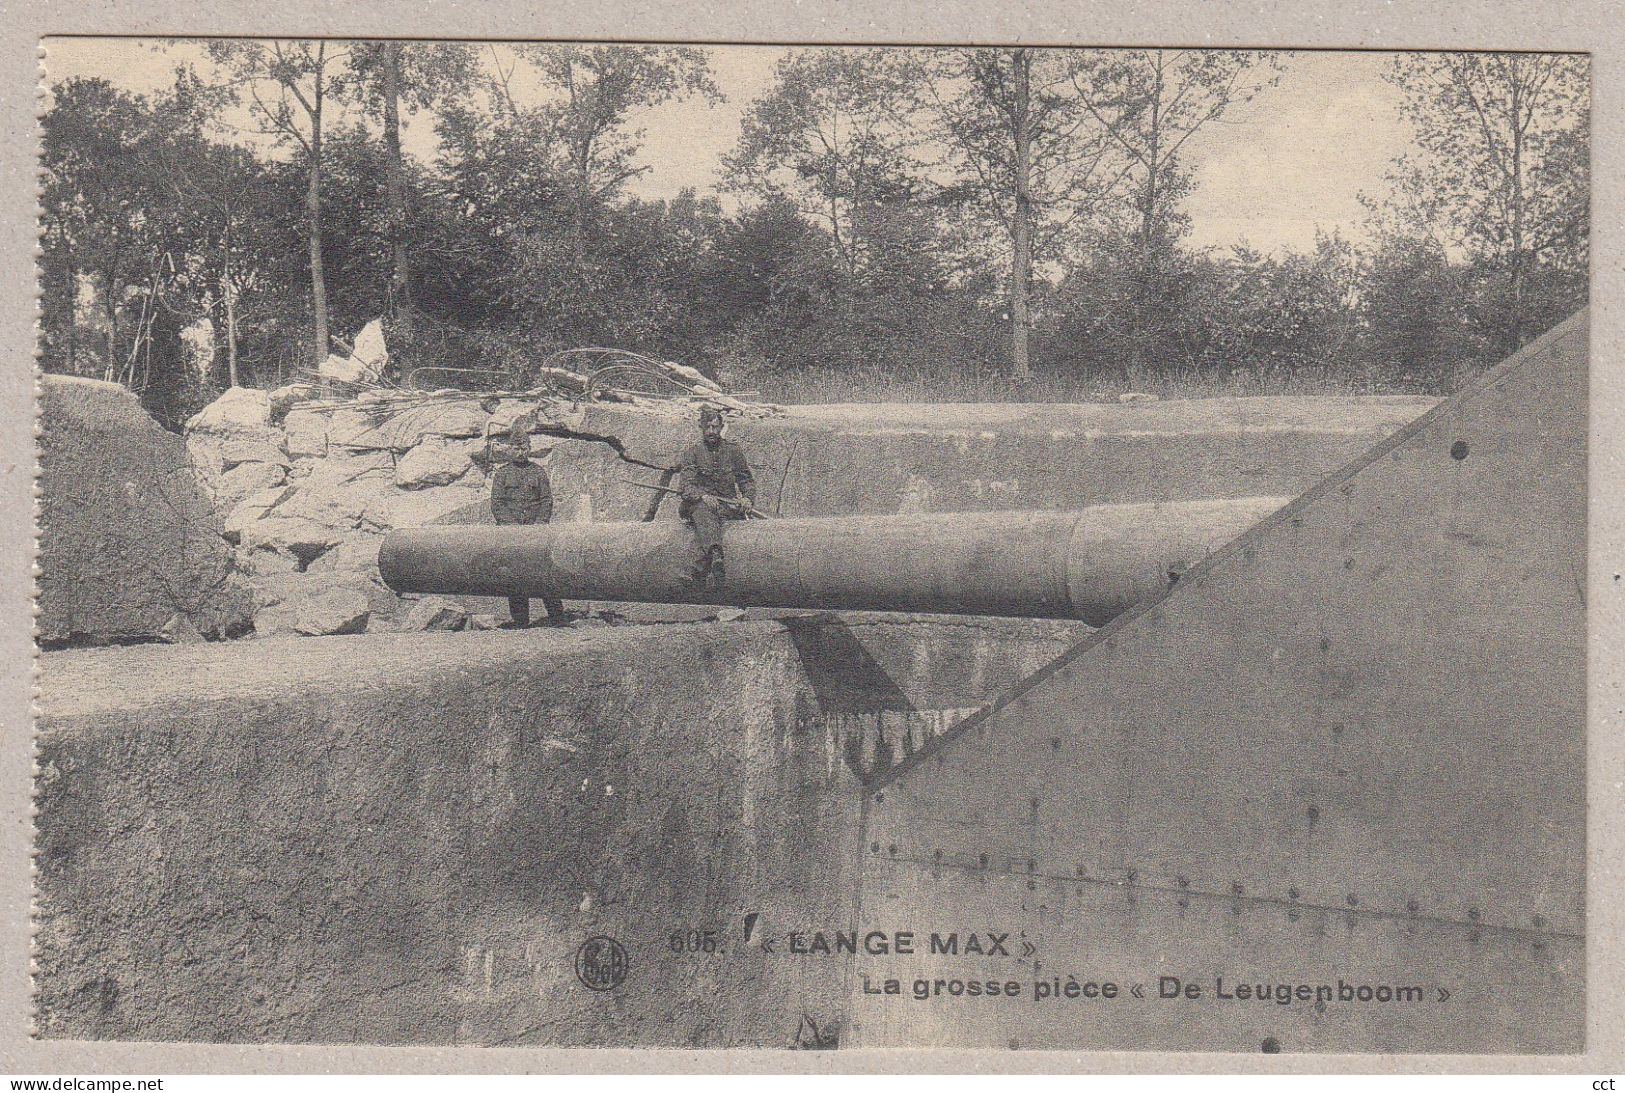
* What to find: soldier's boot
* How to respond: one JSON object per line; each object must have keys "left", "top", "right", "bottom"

{"left": 707, "top": 547, "right": 727, "bottom": 591}
{"left": 688, "top": 553, "right": 713, "bottom": 588}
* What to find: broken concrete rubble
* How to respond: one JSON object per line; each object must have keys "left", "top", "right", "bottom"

{"left": 212, "top": 461, "right": 287, "bottom": 511}
{"left": 186, "top": 385, "right": 271, "bottom": 434}
{"left": 292, "top": 586, "right": 371, "bottom": 636}
{"left": 402, "top": 596, "right": 469, "bottom": 632}
{"left": 394, "top": 436, "right": 483, "bottom": 488}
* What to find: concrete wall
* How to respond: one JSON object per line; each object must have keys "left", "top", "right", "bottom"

{"left": 549, "top": 396, "right": 1436, "bottom": 522}
{"left": 849, "top": 313, "right": 1588, "bottom": 1052}
{"left": 34, "top": 616, "right": 1080, "bottom": 1046}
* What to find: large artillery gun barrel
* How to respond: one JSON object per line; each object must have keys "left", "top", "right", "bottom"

{"left": 379, "top": 499, "right": 1287, "bottom": 623}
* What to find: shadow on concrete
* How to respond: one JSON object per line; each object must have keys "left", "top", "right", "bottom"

{"left": 778, "top": 612, "right": 925, "bottom": 784}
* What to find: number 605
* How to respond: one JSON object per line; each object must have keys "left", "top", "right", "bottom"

{"left": 669, "top": 929, "right": 718, "bottom": 953}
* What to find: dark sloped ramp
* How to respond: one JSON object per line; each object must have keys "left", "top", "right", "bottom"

{"left": 850, "top": 311, "right": 1587, "bottom": 1053}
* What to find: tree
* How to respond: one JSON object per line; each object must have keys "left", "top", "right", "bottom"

{"left": 347, "top": 41, "right": 476, "bottom": 358}
{"left": 917, "top": 48, "right": 1131, "bottom": 378}
{"left": 206, "top": 40, "right": 357, "bottom": 365}
{"left": 485, "top": 44, "right": 720, "bottom": 235}
{"left": 41, "top": 78, "right": 164, "bottom": 382}
{"left": 1381, "top": 52, "right": 1589, "bottom": 351}
{"left": 1068, "top": 49, "right": 1279, "bottom": 368}
{"left": 723, "top": 49, "right": 925, "bottom": 283}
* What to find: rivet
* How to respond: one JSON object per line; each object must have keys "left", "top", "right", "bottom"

{"left": 1177, "top": 875, "right": 1189, "bottom": 888}
{"left": 870, "top": 842, "right": 879, "bottom": 853}
{"left": 1467, "top": 908, "right": 1480, "bottom": 920}
{"left": 887, "top": 844, "right": 897, "bottom": 856}
{"left": 1347, "top": 894, "right": 1359, "bottom": 906}
{"left": 1232, "top": 882, "right": 1245, "bottom": 896}
{"left": 1343, "top": 558, "right": 1355, "bottom": 570}
{"left": 1262, "top": 1037, "right": 1281, "bottom": 1054}
{"left": 1306, "top": 806, "right": 1320, "bottom": 821}
{"left": 1288, "top": 887, "right": 1300, "bottom": 900}
{"left": 1450, "top": 440, "right": 1468, "bottom": 460}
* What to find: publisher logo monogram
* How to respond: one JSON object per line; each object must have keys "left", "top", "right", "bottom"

{"left": 575, "top": 936, "right": 629, "bottom": 992}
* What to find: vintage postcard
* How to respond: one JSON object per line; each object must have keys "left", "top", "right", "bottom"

{"left": 26, "top": 34, "right": 1593, "bottom": 1062}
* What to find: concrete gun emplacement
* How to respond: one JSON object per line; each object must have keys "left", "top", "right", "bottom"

{"left": 378, "top": 498, "right": 1288, "bottom": 624}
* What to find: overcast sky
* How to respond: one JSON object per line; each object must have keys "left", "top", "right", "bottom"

{"left": 44, "top": 39, "right": 1414, "bottom": 255}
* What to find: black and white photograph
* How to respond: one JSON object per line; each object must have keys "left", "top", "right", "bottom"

{"left": 27, "top": 35, "right": 1592, "bottom": 1060}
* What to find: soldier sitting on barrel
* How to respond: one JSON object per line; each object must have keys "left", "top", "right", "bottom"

{"left": 489, "top": 423, "right": 567, "bottom": 627}
{"left": 677, "top": 406, "right": 756, "bottom": 589}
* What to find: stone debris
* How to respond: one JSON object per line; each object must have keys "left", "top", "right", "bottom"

{"left": 213, "top": 461, "right": 287, "bottom": 511}
{"left": 268, "top": 383, "right": 317, "bottom": 418}
{"left": 1118, "top": 391, "right": 1160, "bottom": 403}
{"left": 158, "top": 613, "right": 206, "bottom": 644}
{"left": 292, "top": 586, "right": 371, "bottom": 636}
{"left": 402, "top": 596, "right": 469, "bottom": 632}
{"left": 380, "top": 484, "right": 487, "bottom": 529}
{"left": 395, "top": 436, "right": 483, "bottom": 489}
{"left": 305, "top": 534, "right": 383, "bottom": 578}
{"left": 238, "top": 516, "right": 344, "bottom": 567}
{"left": 283, "top": 406, "right": 330, "bottom": 457}
{"left": 180, "top": 358, "right": 780, "bottom": 638}
{"left": 318, "top": 320, "right": 388, "bottom": 386}
{"left": 223, "top": 485, "right": 294, "bottom": 541}
{"left": 186, "top": 386, "right": 271, "bottom": 433}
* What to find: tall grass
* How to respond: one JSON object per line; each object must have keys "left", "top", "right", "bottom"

{"left": 748, "top": 360, "right": 1457, "bottom": 406}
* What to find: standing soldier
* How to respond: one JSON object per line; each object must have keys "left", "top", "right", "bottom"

{"left": 489, "top": 423, "right": 566, "bottom": 627}
{"left": 677, "top": 406, "right": 756, "bottom": 588}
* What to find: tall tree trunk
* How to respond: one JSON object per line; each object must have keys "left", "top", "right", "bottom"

{"left": 383, "top": 41, "right": 413, "bottom": 357}
{"left": 103, "top": 270, "right": 118, "bottom": 384}
{"left": 1010, "top": 49, "right": 1034, "bottom": 381}
{"left": 64, "top": 254, "right": 77, "bottom": 375}
{"left": 222, "top": 271, "right": 239, "bottom": 388}
{"left": 1134, "top": 53, "right": 1165, "bottom": 375}
{"left": 307, "top": 68, "right": 330, "bottom": 365}
{"left": 1508, "top": 77, "right": 1526, "bottom": 352}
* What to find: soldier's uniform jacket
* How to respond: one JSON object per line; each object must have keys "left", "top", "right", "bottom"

{"left": 677, "top": 440, "right": 756, "bottom": 506}
{"left": 490, "top": 459, "right": 553, "bottom": 525}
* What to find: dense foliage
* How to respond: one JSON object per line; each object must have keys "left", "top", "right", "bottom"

{"left": 39, "top": 46, "right": 1589, "bottom": 425}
